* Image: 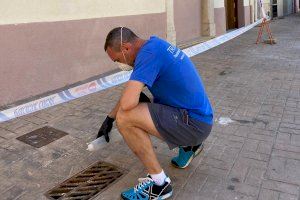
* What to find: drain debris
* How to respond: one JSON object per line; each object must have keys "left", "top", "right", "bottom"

{"left": 45, "top": 161, "right": 124, "bottom": 200}
{"left": 227, "top": 185, "right": 235, "bottom": 190}
{"left": 231, "top": 177, "right": 240, "bottom": 183}
{"left": 219, "top": 67, "right": 232, "bottom": 76}
{"left": 16, "top": 126, "right": 68, "bottom": 148}
{"left": 217, "top": 117, "right": 235, "bottom": 125}
{"left": 235, "top": 118, "right": 269, "bottom": 126}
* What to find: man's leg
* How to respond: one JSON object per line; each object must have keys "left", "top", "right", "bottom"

{"left": 116, "top": 103, "right": 173, "bottom": 200}
{"left": 171, "top": 144, "right": 204, "bottom": 169}
{"left": 116, "top": 103, "right": 163, "bottom": 174}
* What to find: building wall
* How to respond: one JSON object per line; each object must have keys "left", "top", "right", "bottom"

{"left": 296, "top": 0, "right": 300, "bottom": 12}
{"left": 277, "top": 0, "right": 284, "bottom": 17}
{"left": 174, "top": 0, "right": 202, "bottom": 44}
{"left": 288, "top": 0, "right": 294, "bottom": 14}
{"left": 249, "top": 0, "right": 255, "bottom": 23}
{"left": 237, "top": 0, "right": 246, "bottom": 27}
{"left": 285, "top": 0, "right": 294, "bottom": 15}
{"left": 243, "top": 0, "right": 251, "bottom": 25}
{"left": 214, "top": 0, "right": 226, "bottom": 35}
{"left": 0, "top": 0, "right": 167, "bottom": 106}
{"left": 0, "top": 0, "right": 165, "bottom": 25}
{"left": 0, "top": 0, "right": 261, "bottom": 107}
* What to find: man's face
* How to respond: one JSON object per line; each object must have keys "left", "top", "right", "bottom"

{"left": 106, "top": 47, "right": 125, "bottom": 64}
{"left": 106, "top": 44, "right": 134, "bottom": 67}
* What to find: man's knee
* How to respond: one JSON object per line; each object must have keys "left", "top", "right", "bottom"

{"left": 116, "top": 109, "right": 130, "bottom": 131}
{"left": 116, "top": 104, "right": 152, "bottom": 134}
{"left": 116, "top": 109, "right": 137, "bottom": 133}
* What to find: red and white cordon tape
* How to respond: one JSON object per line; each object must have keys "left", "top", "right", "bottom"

{"left": 0, "top": 19, "right": 262, "bottom": 123}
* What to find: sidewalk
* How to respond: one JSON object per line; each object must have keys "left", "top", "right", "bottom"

{"left": 1, "top": 14, "right": 300, "bottom": 200}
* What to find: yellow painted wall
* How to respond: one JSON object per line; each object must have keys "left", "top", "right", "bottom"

{"left": 214, "top": 0, "right": 224, "bottom": 8}
{"left": 0, "top": 0, "right": 165, "bottom": 25}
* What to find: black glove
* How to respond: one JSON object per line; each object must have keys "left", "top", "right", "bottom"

{"left": 97, "top": 116, "right": 115, "bottom": 142}
{"left": 139, "top": 92, "right": 151, "bottom": 103}
{"left": 97, "top": 92, "right": 150, "bottom": 142}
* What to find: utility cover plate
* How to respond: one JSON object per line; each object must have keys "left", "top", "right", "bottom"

{"left": 16, "top": 126, "right": 68, "bottom": 148}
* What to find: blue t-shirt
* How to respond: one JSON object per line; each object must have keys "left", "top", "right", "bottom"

{"left": 130, "top": 36, "right": 213, "bottom": 125}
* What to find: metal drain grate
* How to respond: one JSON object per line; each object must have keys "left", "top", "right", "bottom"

{"left": 16, "top": 126, "right": 68, "bottom": 148}
{"left": 45, "top": 161, "right": 124, "bottom": 200}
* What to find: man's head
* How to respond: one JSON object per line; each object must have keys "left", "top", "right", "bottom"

{"left": 104, "top": 27, "right": 141, "bottom": 70}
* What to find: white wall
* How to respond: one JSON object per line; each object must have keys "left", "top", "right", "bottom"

{"left": 214, "top": 0, "right": 224, "bottom": 8}
{"left": 277, "top": 0, "right": 284, "bottom": 17}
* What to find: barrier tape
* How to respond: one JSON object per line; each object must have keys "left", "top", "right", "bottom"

{"left": 0, "top": 71, "right": 131, "bottom": 122}
{"left": 0, "top": 19, "right": 262, "bottom": 123}
{"left": 182, "top": 19, "right": 262, "bottom": 57}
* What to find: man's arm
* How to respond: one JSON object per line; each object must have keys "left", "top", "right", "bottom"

{"left": 108, "top": 87, "right": 150, "bottom": 118}
{"left": 120, "top": 80, "right": 145, "bottom": 111}
{"left": 97, "top": 83, "right": 150, "bottom": 141}
{"left": 108, "top": 100, "right": 120, "bottom": 119}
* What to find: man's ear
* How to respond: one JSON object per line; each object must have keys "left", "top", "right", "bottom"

{"left": 122, "top": 42, "right": 132, "bottom": 51}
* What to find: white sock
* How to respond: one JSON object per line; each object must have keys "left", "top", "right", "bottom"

{"left": 150, "top": 170, "right": 167, "bottom": 186}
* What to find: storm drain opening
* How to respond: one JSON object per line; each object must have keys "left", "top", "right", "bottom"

{"left": 16, "top": 126, "right": 68, "bottom": 148}
{"left": 45, "top": 161, "right": 125, "bottom": 200}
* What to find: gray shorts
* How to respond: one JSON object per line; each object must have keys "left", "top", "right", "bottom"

{"left": 148, "top": 103, "right": 212, "bottom": 150}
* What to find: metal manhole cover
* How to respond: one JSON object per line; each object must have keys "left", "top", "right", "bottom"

{"left": 45, "top": 161, "right": 125, "bottom": 200}
{"left": 16, "top": 126, "right": 68, "bottom": 148}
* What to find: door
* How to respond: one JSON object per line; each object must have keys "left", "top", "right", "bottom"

{"left": 225, "top": 0, "right": 238, "bottom": 30}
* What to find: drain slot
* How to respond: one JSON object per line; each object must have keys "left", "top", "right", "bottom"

{"left": 45, "top": 161, "right": 124, "bottom": 200}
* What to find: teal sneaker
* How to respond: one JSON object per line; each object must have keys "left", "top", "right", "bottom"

{"left": 171, "top": 143, "right": 204, "bottom": 169}
{"left": 121, "top": 175, "right": 173, "bottom": 200}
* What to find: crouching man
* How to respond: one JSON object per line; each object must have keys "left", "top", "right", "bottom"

{"left": 97, "top": 27, "right": 213, "bottom": 200}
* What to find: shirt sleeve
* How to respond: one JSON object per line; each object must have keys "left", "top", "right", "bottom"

{"left": 129, "top": 51, "right": 160, "bottom": 87}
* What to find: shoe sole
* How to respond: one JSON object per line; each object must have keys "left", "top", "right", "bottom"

{"left": 171, "top": 145, "right": 204, "bottom": 169}
{"left": 155, "top": 191, "right": 173, "bottom": 199}
{"left": 121, "top": 191, "right": 172, "bottom": 200}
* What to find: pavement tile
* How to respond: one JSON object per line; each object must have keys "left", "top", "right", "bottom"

{"left": 272, "top": 149, "right": 300, "bottom": 160}
{"left": 245, "top": 167, "right": 266, "bottom": 186}
{"left": 0, "top": 128, "right": 16, "bottom": 140}
{"left": 233, "top": 183, "right": 260, "bottom": 197}
{"left": 274, "top": 143, "right": 300, "bottom": 153}
{"left": 267, "top": 156, "right": 300, "bottom": 185}
{"left": 240, "top": 150, "right": 269, "bottom": 162}
{"left": 247, "top": 133, "right": 275, "bottom": 143}
{"left": 279, "top": 193, "right": 298, "bottom": 200}
{"left": 276, "top": 132, "right": 292, "bottom": 144}
{"left": 243, "top": 139, "right": 259, "bottom": 152}
{"left": 262, "top": 179, "right": 299, "bottom": 195}
{"left": 22, "top": 114, "right": 48, "bottom": 125}
{"left": 1, "top": 185, "right": 26, "bottom": 200}
{"left": 258, "top": 188, "right": 280, "bottom": 200}
{"left": 257, "top": 141, "right": 273, "bottom": 155}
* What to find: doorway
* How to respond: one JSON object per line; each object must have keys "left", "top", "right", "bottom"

{"left": 225, "top": 0, "right": 238, "bottom": 30}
